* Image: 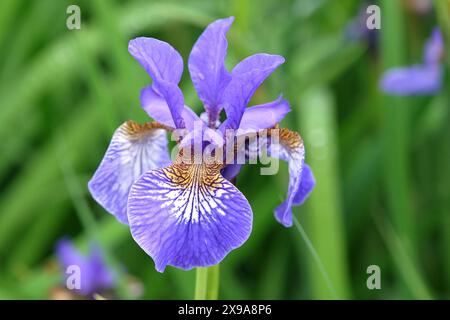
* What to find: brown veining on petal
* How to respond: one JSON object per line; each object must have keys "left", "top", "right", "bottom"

{"left": 250, "top": 127, "right": 303, "bottom": 150}
{"left": 277, "top": 128, "right": 303, "bottom": 150}
{"left": 162, "top": 161, "right": 225, "bottom": 191}
{"left": 174, "top": 147, "right": 225, "bottom": 168}
{"left": 122, "top": 120, "right": 171, "bottom": 140}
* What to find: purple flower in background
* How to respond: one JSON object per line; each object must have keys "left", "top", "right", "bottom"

{"left": 88, "top": 17, "right": 315, "bottom": 272}
{"left": 380, "top": 28, "right": 444, "bottom": 95}
{"left": 56, "top": 239, "right": 115, "bottom": 297}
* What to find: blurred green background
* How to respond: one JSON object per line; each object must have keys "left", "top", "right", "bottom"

{"left": 0, "top": 0, "right": 449, "bottom": 299}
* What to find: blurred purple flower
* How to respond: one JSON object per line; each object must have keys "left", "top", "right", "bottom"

{"left": 88, "top": 17, "right": 315, "bottom": 272}
{"left": 380, "top": 28, "right": 444, "bottom": 96}
{"left": 56, "top": 239, "right": 115, "bottom": 296}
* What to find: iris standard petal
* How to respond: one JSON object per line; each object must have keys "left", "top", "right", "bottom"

{"left": 129, "top": 38, "right": 186, "bottom": 128}
{"left": 238, "top": 96, "right": 291, "bottom": 134}
{"left": 153, "top": 80, "right": 187, "bottom": 128}
{"left": 223, "top": 54, "right": 285, "bottom": 128}
{"left": 128, "top": 37, "right": 183, "bottom": 84}
{"left": 380, "top": 64, "right": 442, "bottom": 95}
{"left": 127, "top": 161, "right": 253, "bottom": 272}
{"left": 141, "top": 85, "right": 201, "bottom": 129}
{"left": 188, "top": 17, "right": 234, "bottom": 122}
{"left": 140, "top": 81, "right": 187, "bottom": 128}
{"left": 88, "top": 121, "right": 171, "bottom": 224}
{"left": 140, "top": 85, "right": 177, "bottom": 127}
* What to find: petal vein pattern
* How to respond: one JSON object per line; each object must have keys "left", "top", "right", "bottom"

{"left": 127, "top": 162, "right": 253, "bottom": 272}
{"left": 88, "top": 121, "right": 171, "bottom": 224}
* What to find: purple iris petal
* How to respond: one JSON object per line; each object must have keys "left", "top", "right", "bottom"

{"left": 152, "top": 80, "right": 186, "bottom": 128}
{"left": 141, "top": 85, "right": 201, "bottom": 129}
{"left": 424, "top": 28, "right": 443, "bottom": 65}
{"left": 380, "top": 64, "right": 442, "bottom": 96}
{"left": 56, "top": 239, "right": 114, "bottom": 296}
{"left": 128, "top": 37, "right": 183, "bottom": 83}
{"left": 182, "top": 107, "right": 203, "bottom": 131}
{"left": 129, "top": 37, "right": 185, "bottom": 128}
{"left": 127, "top": 162, "right": 253, "bottom": 272}
{"left": 238, "top": 96, "right": 291, "bottom": 133}
{"left": 292, "top": 163, "right": 315, "bottom": 205}
{"left": 88, "top": 121, "right": 171, "bottom": 224}
{"left": 223, "top": 54, "right": 285, "bottom": 129}
{"left": 221, "top": 164, "right": 242, "bottom": 181}
{"left": 140, "top": 86, "right": 177, "bottom": 127}
{"left": 188, "top": 17, "right": 234, "bottom": 123}
{"left": 270, "top": 130, "right": 306, "bottom": 227}
{"left": 242, "top": 128, "right": 312, "bottom": 227}
{"left": 178, "top": 118, "right": 224, "bottom": 150}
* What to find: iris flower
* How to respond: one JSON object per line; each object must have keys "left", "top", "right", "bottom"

{"left": 56, "top": 239, "right": 115, "bottom": 297}
{"left": 88, "top": 17, "right": 315, "bottom": 272}
{"left": 380, "top": 28, "right": 444, "bottom": 95}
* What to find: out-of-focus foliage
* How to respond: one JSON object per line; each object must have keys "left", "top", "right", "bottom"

{"left": 0, "top": 0, "right": 448, "bottom": 299}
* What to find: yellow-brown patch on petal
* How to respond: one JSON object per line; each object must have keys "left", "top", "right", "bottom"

{"left": 248, "top": 127, "right": 304, "bottom": 151}
{"left": 161, "top": 162, "right": 224, "bottom": 191}
{"left": 277, "top": 128, "right": 303, "bottom": 150}
{"left": 122, "top": 120, "right": 171, "bottom": 140}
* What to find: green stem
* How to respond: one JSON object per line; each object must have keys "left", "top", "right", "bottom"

{"left": 194, "top": 265, "right": 220, "bottom": 300}
{"left": 206, "top": 264, "right": 220, "bottom": 299}
{"left": 298, "top": 86, "right": 351, "bottom": 299}
{"left": 380, "top": 0, "right": 415, "bottom": 250}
